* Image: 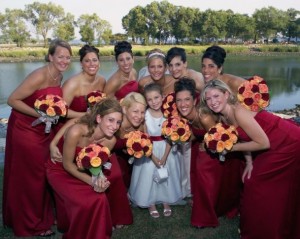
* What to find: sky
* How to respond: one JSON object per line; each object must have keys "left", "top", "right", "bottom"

{"left": 1, "top": 0, "right": 299, "bottom": 34}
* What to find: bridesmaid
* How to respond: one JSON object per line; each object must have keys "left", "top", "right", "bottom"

{"left": 104, "top": 41, "right": 138, "bottom": 100}
{"left": 201, "top": 79, "right": 300, "bottom": 239}
{"left": 62, "top": 44, "right": 106, "bottom": 118}
{"left": 114, "top": 92, "right": 147, "bottom": 189}
{"left": 3, "top": 39, "right": 72, "bottom": 237}
{"left": 174, "top": 78, "right": 241, "bottom": 228}
{"left": 138, "top": 48, "right": 176, "bottom": 96}
{"left": 47, "top": 98, "right": 123, "bottom": 239}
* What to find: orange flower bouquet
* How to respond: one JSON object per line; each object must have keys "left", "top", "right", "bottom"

{"left": 76, "top": 143, "right": 111, "bottom": 177}
{"left": 161, "top": 115, "right": 192, "bottom": 144}
{"left": 32, "top": 94, "right": 68, "bottom": 133}
{"left": 161, "top": 92, "right": 179, "bottom": 118}
{"left": 237, "top": 76, "right": 270, "bottom": 112}
{"left": 86, "top": 90, "right": 106, "bottom": 110}
{"left": 124, "top": 130, "right": 153, "bottom": 163}
{"left": 204, "top": 123, "right": 238, "bottom": 161}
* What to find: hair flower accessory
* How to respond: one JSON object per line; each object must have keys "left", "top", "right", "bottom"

{"left": 237, "top": 76, "right": 270, "bottom": 112}
{"left": 161, "top": 115, "right": 191, "bottom": 144}
{"left": 86, "top": 90, "right": 106, "bottom": 110}
{"left": 76, "top": 143, "right": 111, "bottom": 178}
{"left": 161, "top": 92, "right": 179, "bottom": 118}
{"left": 204, "top": 123, "right": 238, "bottom": 161}
{"left": 32, "top": 94, "right": 67, "bottom": 133}
{"left": 124, "top": 130, "right": 153, "bottom": 163}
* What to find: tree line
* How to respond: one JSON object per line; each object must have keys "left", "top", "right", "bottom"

{"left": 0, "top": 0, "right": 299, "bottom": 47}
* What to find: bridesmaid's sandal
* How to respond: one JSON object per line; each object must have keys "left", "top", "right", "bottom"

{"left": 38, "top": 230, "right": 55, "bottom": 237}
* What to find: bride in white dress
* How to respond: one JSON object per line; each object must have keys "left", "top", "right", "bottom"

{"left": 129, "top": 83, "right": 183, "bottom": 218}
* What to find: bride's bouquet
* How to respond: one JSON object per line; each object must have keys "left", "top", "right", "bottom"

{"left": 32, "top": 94, "right": 67, "bottom": 133}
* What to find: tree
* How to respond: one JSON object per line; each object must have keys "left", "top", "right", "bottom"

{"left": 253, "top": 7, "right": 288, "bottom": 42}
{"left": 122, "top": 6, "right": 148, "bottom": 43}
{"left": 226, "top": 13, "right": 255, "bottom": 42}
{"left": 1, "top": 8, "right": 30, "bottom": 47}
{"left": 171, "top": 6, "right": 198, "bottom": 43}
{"left": 144, "top": 1, "right": 176, "bottom": 44}
{"left": 77, "top": 13, "right": 112, "bottom": 45}
{"left": 25, "top": 2, "right": 64, "bottom": 47}
{"left": 54, "top": 13, "right": 76, "bottom": 42}
{"left": 286, "top": 8, "right": 300, "bottom": 42}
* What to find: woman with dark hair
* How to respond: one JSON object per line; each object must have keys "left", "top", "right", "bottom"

{"left": 201, "top": 79, "right": 300, "bottom": 239}
{"left": 47, "top": 98, "right": 124, "bottom": 238}
{"left": 3, "top": 39, "right": 72, "bottom": 237}
{"left": 201, "top": 45, "right": 245, "bottom": 94}
{"left": 174, "top": 77, "right": 242, "bottom": 228}
{"left": 62, "top": 44, "right": 106, "bottom": 119}
{"left": 104, "top": 41, "right": 138, "bottom": 100}
{"left": 166, "top": 47, "right": 205, "bottom": 93}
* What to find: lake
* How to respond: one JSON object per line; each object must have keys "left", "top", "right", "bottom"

{"left": 0, "top": 54, "right": 299, "bottom": 119}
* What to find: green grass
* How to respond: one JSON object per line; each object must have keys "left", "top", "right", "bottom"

{"left": 0, "top": 165, "right": 240, "bottom": 239}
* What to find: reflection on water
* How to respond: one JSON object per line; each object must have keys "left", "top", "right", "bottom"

{"left": 0, "top": 55, "right": 299, "bottom": 112}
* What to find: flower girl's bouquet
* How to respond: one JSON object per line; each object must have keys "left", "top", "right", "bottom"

{"left": 124, "top": 130, "right": 153, "bottom": 164}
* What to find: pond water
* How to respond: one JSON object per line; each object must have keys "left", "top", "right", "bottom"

{"left": 0, "top": 54, "right": 299, "bottom": 119}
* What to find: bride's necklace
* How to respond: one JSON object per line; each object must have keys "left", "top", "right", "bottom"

{"left": 48, "top": 64, "right": 61, "bottom": 81}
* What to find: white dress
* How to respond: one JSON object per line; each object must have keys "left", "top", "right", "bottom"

{"left": 128, "top": 110, "right": 183, "bottom": 207}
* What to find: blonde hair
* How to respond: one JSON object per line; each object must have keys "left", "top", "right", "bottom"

{"left": 200, "top": 79, "right": 237, "bottom": 113}
{"left": 120, "top": 92, "right": 147, "bottom": 109}
{"left": 146, "top": 48, "right": 166, "bottom": 66}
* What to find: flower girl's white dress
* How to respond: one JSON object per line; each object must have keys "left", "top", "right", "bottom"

{"left": 128, "top": 110, "right": 183, "bottom": 207}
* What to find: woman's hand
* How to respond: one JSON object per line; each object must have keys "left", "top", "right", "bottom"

{"left": 50, "top": 144, "right": 62, "bottom": 163}
{"left": 242, "top": 161, "right": 253, "bottom": 183}
{"left": 92, "top": 176, "right": 110, "bottom": 193}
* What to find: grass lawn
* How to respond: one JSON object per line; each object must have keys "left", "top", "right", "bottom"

{"left": 0, "top": 165, "right": 240, "bottom": 239}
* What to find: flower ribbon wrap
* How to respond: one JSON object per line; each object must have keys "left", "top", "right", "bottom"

{"left": 204, "top": 123, "right": 238, "bottom": 161}
{"left": 237, "top": 76, "right": 270, "bottom": 112}
{"left": 161, "top": 92, "right": 179, "bottom": 118}
{"left": 76, "top": 143, "right": 112, "bottom": 178}
{"left": 86, "top": 90, "right": 106, "bottom": 111}
{"left": 124, "top": 130, "right": 153, "bottom": 164}
{"left": 161, "top": 115, "right": 191, "bottom": 144}
{"left": 32, "top": 94, "right": 67, "bottom": 133}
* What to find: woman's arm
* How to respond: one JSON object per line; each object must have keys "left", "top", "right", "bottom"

{"left": 62, "top": 78, "right": 86, "bottom": 119}
{"left": 232, "top": 105, "right": 270, "bottom": 152}
{"left": 7, "top": 69, "right": 44, "bottom": 117}
{"left": 103, "top": 74, "right": 119, "bottom": 98}
{"left": 62, "top": 124, "right": 94, "bottom": 186}
{"left": 50, "top": 118, "right": 78, "bottom": 162}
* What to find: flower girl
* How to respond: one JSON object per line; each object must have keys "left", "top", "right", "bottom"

{"left": 128, "top": 83, "right": 183, "bottom": 218}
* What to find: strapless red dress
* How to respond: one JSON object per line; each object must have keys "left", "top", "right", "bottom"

{"left": 115, "top": 81, "right": 139, "bottom": 101}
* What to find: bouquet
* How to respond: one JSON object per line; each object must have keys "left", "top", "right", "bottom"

{"left": 86, "top": 90, "right": 106, "bottom": 110}
{"left": 161, "top": 115, "right": 191, "bottom": 144}
{"left": 237, "top": 76, "right": 270, "bottom": 112}
{"left": 124, "top": 130, "right": 153, "bottom": 163}
{"left": 161, "top": 92, "right": 179, "bottom": 118}
{"left": 204, "top": 123, "right": 238, "bottom": 161}
{"left": 76, "top": 143, "right": 111, "bottom": 177}
{"left": 32, "top": 94, "right": 67, "bottom": 133}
